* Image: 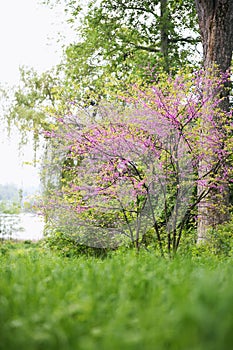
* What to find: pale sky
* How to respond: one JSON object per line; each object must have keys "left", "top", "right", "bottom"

{"left": 0, "top": 0, "right": 75, "bottom": 187}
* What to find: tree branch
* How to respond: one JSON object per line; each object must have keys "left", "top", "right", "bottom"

{"left": 169, "top": 36, "right": 201, "bottom": 44}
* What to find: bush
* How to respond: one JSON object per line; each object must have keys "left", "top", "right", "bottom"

{"left": 190, "top": 218, "right": 233, "bottom": 259}
{"left": 207, "top": 220, "right": 233, "bottom": 257}
{"left": 43, "top": 228, "right": 111, "bottom": 258}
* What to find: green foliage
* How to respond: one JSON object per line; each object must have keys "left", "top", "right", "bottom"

{"left": 8, "top": 67, "right": 58, "bottom": 141}
{"left": 173, "top": 216, "right": 233, "bottom": 259}
{"left": 0, "top": 248, "right": 233, "bottom": 349}
{"left": 43, "top": 228, "right": 110, "bottom": 258}
{"left": 0, "top": 240, "right": 40, "bottom": 256}
{"left": 62, "top": 0, "right": 200, "bottom": 101}
{"left": 194, "top": 219, "right": 233, "bottom": 258}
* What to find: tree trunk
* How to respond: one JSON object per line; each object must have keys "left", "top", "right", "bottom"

{"left": 160, "top": 0, "right": 169, "bottom": 71}
{"left": 195, "top": 0, "right": 233, "bottom": 242}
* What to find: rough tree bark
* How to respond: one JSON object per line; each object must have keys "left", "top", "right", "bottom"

{"left": 195, "top": 0, "right": 233, "bottom": 242}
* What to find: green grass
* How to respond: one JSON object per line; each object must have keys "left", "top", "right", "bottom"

{"left": 0, "top": 244, "right": 233, "bottom": 350}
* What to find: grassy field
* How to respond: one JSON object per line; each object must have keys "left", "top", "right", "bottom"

{"left": 0, "top": 243, "right": 233, "bottom": 350}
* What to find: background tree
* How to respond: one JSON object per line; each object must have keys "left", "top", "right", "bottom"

{"left": 62, "top": 0, "right": 200, "bottom": 101}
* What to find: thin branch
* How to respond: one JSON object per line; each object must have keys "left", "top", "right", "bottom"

{"left": 169, "top": 36, "right": 201, "bottom": 44}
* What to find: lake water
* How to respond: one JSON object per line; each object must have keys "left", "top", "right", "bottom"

{"left": 0, "top": 213, "right": 44, "bottom": 241}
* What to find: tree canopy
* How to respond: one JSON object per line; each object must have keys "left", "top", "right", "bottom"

{"left": 48, "top": 0, "right": 200, "bottom": 102}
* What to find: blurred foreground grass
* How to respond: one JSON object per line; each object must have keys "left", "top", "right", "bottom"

{"left": 0, "top": 242, "right": 233, "bottom": 350}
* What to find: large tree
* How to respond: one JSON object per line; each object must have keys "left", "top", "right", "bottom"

{"left": 195, "top": 0, "right": 233, "bottom": 241}
{"left": 61, "top": 0, "right": 200, "bottom": 102}
{"left": 195, "top": 0, "right": 233, "bottom": 72}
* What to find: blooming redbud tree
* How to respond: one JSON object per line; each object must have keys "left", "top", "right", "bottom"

{"left": 40, "top": 70, "right": 232, "bottom": 256}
